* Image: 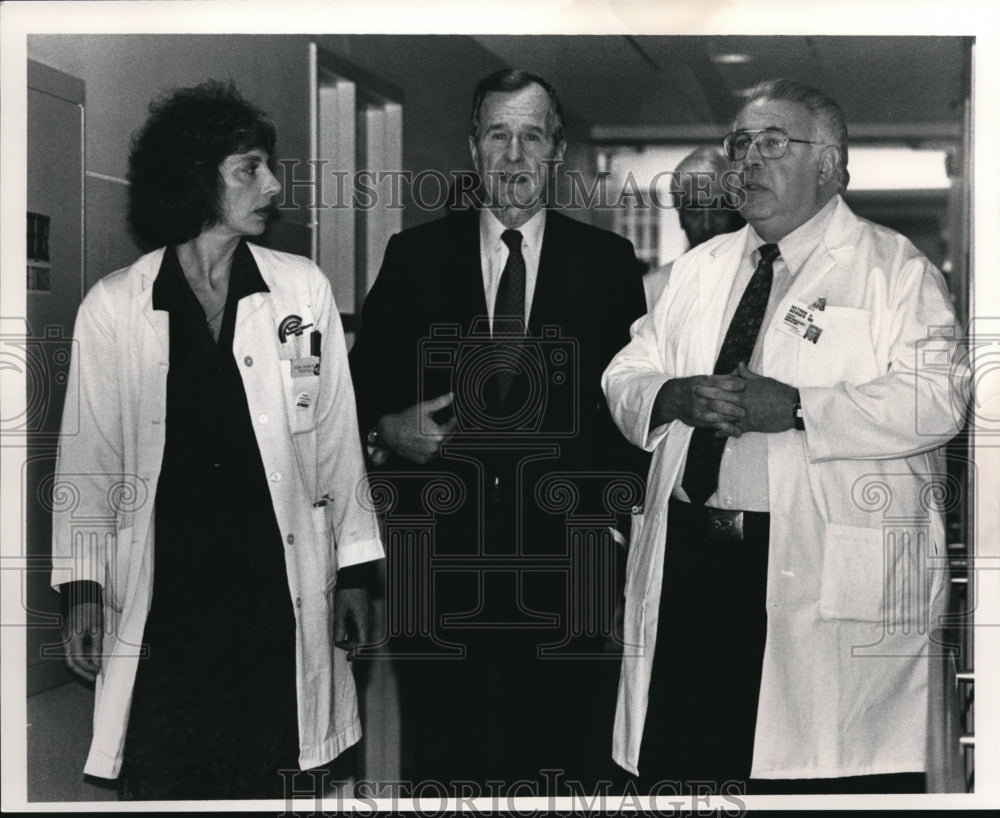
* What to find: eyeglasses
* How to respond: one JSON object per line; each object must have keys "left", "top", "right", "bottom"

{"left": 723, "top": 129, "right": 823, "bottom": 161}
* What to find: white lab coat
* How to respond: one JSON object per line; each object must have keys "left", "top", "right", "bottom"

{"left": 603, "top": 197, "right": 967, "bottom": 779}
{"left": 50, "top": 244, "right": 383, "bottom": 779}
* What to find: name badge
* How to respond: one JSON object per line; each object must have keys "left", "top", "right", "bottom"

{"left": 291, "top": 357, "right": 320, "bottom": 377}
{"left": 778, "top": 299, "right": 826, "bottom": 344}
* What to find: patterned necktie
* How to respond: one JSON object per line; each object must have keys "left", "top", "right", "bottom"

{"left": 492, "top": 229, "right": 526, "bottom": 403}
{"left": 681, "top": 243, "right": 781, "bottom": 506}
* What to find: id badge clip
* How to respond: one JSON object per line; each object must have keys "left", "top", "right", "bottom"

{"left": 779, "top": 299, "right": 826, "bottom": 344}
{"left": 291, "top": 356, "right": 320, "bottom": 377}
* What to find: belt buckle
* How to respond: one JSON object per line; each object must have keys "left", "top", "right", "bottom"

{"left": 707, "top": 508, "right": 744, "bottom": 541}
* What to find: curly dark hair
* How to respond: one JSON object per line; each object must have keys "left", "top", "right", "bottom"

{"left": 126, "top": 80, "right": 276, "bottom": 247}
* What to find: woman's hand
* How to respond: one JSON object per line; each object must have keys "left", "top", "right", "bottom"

{"left": 333, "top": 587, "right": 371, "bottom": 662}
{"left": 64, "top": 599, "right": 104, "bottom": 683}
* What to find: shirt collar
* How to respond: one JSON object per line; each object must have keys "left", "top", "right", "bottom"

{"left": 480, "top": 207, "right": 547, "bottom": 254}
{"left": 747, "top": 194, "right": 839, "bottom": 275}
{"left": 152, "top": 239, "right": 269, "bottom": 312}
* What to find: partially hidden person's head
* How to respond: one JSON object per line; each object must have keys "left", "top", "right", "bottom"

{"left": 726, "top": 78, "right": 847, "bottom": 242}
{"left": 127, "top": 80, "right": 280, "bottom": 247}
{"left": 468, "top": 68, "right": 566, "bottom": 229}
{"left": 671, "top": 146, "right": 746, "bottom": 249}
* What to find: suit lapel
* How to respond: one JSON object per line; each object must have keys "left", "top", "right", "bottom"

{"left": 528, "top": 210, "right": 561, "bottom": 335}
{"left": 448, "top": 209, "right": 490, "bottom": 335}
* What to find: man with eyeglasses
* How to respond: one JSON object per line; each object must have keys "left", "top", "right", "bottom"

{"left": 602, "top": 79, "right": 967, "bottom": 794}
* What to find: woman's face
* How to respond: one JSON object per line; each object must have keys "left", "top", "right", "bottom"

{"left": 213, "top": 148, "right": 281, "bottom": 238}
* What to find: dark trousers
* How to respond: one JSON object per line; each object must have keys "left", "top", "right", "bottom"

{"left": 637, "top": 500, "right": 769, "bottom": 791}
{"left": 636, "top": 500, "right": 925, "bottom": 796}
{"left": 394, "top": 630, "right": 619, "bottom": 791}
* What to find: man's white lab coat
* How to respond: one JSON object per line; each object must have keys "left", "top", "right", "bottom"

{"left": 603, "top": 197, "right": 967, "bottom": 779}
{"left": 51, "top": 244, "right": 383, "bottom": 779}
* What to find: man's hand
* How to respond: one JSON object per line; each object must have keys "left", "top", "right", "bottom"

{"left": 333, "top": 587, "right": 371, "bottom": 661}
{"left": 64, "top": 600, "right": 103, "bottom": 683}
{"left": 651, "top": 375, "right": 746, "bottom": 438}
{"left": 377, "top": 393, "right": 458, "bottom": 464}
{"left": 733, "top": 362, "right": 799, "bottom": 433}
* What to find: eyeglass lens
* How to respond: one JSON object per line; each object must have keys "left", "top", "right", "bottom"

{"left": 725, "top": 130, "right": 789, "bottom": 160}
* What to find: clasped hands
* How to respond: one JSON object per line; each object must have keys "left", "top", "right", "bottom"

{"left": 654, "top": 362, "right": 798, "bottom": 438}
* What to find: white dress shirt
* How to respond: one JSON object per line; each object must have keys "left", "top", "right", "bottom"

{"left": 479, "top": 208, "right": 546, "bottom": 332}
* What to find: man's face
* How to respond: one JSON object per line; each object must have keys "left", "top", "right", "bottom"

{"left": 732, "top": 98, "right": 832, "bottom": 242}
{"left": 469, "top": 83, "right": 566, "bottom": 227}
{"left": 678, "top": 193, "right": 746, "bottom": 249}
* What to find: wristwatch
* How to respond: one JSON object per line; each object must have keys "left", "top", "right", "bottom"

{"left": 366, "top": 425, "right": 389, "bottom": 466}
{"left": 793, "top": 391, "right": 805, "bottom": 431}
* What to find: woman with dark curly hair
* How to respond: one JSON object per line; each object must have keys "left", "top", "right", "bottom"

{"left": 52, "top": 80, "right": 382, "bottom": 800}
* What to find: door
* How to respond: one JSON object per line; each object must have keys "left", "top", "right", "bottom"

{"left": 24, "top": 60, "right": 85, "bottom": 696}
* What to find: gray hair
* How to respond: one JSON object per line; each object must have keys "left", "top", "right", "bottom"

{"left": 741, "top": 78, "right": 849, "bottom": 192}
{"left": 469, "top": 68, "right": 565, "bottom": 145}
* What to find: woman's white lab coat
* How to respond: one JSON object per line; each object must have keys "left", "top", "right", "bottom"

{"left": 51, "top": 244, "right": 383, "bottom": 779}
{"left": 603, "top": 197, "right": 968, "bottom": 779}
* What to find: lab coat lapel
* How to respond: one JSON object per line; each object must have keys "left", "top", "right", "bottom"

{"left": 137, "top": 248, "right": 169, "bottom": 359}
{"left": 693, "top": 229, "right": 751, "bottom": 372}
{"left": 771, "top": 197, "right": 857, "bottom": 324}
{"left": 234, "top": 291, "right": 268, "bottom": 330}
{"left": 242, "top": 245, "right": 278, "bottom": 334}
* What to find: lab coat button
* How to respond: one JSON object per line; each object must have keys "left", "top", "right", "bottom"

{"left": 270, "top": 471, "right": 281, "bottom": 482}
{"left": 243, "top": 356, "right": 253, "bottom": 367}
{"left": 286, "top": 534, "right": 295, "bottom": 545}
{"left": 258, "top": 413, "right": 268, "bottom": 424}
{"left": 295, "top": 597, "right": 302, "bottom": 608}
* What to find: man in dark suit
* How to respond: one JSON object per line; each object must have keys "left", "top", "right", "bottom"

{"left": 349, "top": 69, "right": 647, "bottom": 789}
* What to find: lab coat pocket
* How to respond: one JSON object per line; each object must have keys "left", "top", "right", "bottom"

{"left": 105, "top": 526, "right": 132, "bottom": 613}
{"left": 289, "top": 372, "right": 320, "bottom": 434}
{"left": 623, "top": 507, "right": 644, "bottom": 596}
{"left": 818, "top": 522, "right": 888, "bottom": 622}
{"left": 794, "top": 306, "right": 880, "bottom": 387}
{"left": 311, "top": 504, "right": 338, "bottom": 593}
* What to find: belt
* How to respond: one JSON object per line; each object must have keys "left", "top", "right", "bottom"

{"left": 668, "top": 498, "right": 769, "bottom": 542}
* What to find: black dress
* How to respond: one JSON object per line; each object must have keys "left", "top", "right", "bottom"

{"left": 120, "top": 243, "right": 299, "bottom": 800}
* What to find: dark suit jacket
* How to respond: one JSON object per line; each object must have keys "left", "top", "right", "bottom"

{"left": 350, "top": 207, "right": 648, "bottom": 633}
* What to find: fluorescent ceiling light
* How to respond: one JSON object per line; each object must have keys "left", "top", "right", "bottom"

{"left": 712, "top": 53, "right": 753, "bottom": 65}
